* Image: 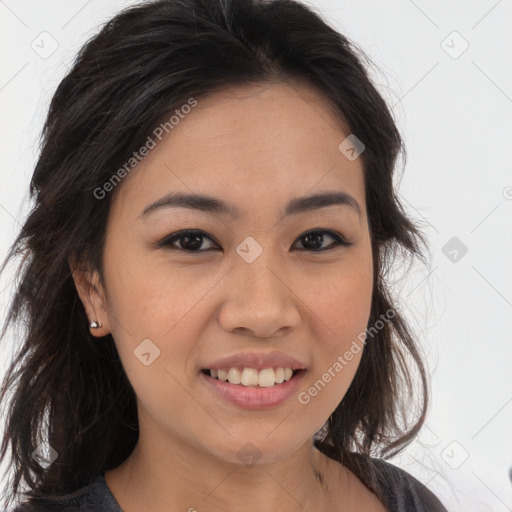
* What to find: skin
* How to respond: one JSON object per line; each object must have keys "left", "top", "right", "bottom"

{"left": 71, "top": 79, "right": 385, "bottom": 512}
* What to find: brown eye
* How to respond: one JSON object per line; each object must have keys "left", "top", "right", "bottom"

{"left": 155, "top": 228, "right": 352, "bottom": 254}
{"left": 156, "top": 230, "right": 219, "bottom": 252}
{"left": 293, "top": 229, "right": 352, "bottom": 252}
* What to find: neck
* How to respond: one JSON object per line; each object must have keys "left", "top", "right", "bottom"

{"left": 104, "top": 429, "right": 338, "bottom": 512}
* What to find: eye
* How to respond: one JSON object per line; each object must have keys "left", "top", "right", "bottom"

{"left": 293, "top": 229, "right": 352, "bottom": 252}
{"left": 156, "top": 229, "right": 219, "bottom": 252}
{"left": 156, "top": 228, "right": 352, "bottom": 253}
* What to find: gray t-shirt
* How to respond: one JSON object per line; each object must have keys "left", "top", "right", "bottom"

{"left": 7, "top": 455, "right": 448, "bottom": 511}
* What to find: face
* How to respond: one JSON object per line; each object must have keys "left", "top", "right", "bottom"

{"left": 73, "top": 79, "right": 373, "bottom": 466}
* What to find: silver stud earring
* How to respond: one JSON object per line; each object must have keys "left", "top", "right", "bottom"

{"left": 89, "top": 320, "right": 102, "bottom": 329}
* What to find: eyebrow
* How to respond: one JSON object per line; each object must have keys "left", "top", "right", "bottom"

{"left": 139, "top": 190, "right": 361, "bottom": 220}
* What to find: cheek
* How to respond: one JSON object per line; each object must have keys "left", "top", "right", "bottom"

{"left": 101, "top": 258, "right": 206, "bottom": 430}
{"left": 308, "top": 279, "right": 371, "bottom": 380}
{"left": 102, "top": 244, "right": 209, "bottom": 337}
{"left": 297, "top": 253, "right": 373, "bottom": 417}
{"left": 302, "top": 250, "right": 373, "bottom": 349}
{"left": 101, "top": 249, "right": 219, "bottom": 391}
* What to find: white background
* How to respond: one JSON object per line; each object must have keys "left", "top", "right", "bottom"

{"left": 1, "top": 1, "right": 511, "bottom": 510}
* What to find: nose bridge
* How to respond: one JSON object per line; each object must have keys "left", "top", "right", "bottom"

{"left": 242, "top": 258, "right": 281, "bottom": 297}
{"left": 218, "top": 239, "right": 300, "bottom": 336}
{"left": 235, "top": 240, "right": 286, "bottom": 304}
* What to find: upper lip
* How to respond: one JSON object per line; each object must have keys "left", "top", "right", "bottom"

{"left": 201, "top": 350, "right": 307, "bottom": 371}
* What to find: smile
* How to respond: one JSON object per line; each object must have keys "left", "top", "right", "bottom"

{"left": 199, "top": 368, "right": 306, "bottom": 409}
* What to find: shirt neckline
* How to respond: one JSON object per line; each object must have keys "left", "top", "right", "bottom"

{"left": 95, "top": 473, "right": 125, "bottom": 511}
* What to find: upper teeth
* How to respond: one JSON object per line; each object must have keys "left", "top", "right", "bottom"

{"left": 209, "top": 367, "right": 294, "bottom": 387}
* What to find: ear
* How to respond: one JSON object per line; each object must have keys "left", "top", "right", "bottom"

{"left": 69, "top": 254, "right": 111, "bottom": 337}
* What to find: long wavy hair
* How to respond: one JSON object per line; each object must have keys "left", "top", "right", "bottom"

{"left": 0, "top": 0, "right": 433, "bottom": 507}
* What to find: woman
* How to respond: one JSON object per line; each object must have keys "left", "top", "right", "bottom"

{"left": 0, "top": 0, "right": 448, "bottom": 510}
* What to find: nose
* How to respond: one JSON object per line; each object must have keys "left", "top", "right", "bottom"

{"left": 217, "top": 258, "right": 301, "bottom": 338}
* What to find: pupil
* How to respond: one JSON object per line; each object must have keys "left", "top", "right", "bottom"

{"left": 183, "top": 233, "right": 202, "bottom": 250}
{"left": 304, "top": 232, "right": 322, "bottom": 249}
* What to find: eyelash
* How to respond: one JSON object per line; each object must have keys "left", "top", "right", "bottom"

{"left": 155, "top": 229, "right": 353, "bottom": 253}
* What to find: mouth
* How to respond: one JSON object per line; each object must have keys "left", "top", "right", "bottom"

{"left": 199, "top": 367, "right": 307, "bottom": 409}
{"left": 200, "top": 367, "right": 305, "bottom": 388}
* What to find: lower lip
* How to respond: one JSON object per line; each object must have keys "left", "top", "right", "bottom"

{"left": 199, "top": 370, "right": 306, "bottom": 410}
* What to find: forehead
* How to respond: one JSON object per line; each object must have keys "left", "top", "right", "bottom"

{"left": 109, "top": 79, "right": 366, "bottom": 220}
{"left": 186, "top": 78, "right": 349, "bottom": 142}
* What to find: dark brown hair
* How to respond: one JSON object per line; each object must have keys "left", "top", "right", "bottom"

{"left": 0, "top": 0, "right": 433, "bottom": 508}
